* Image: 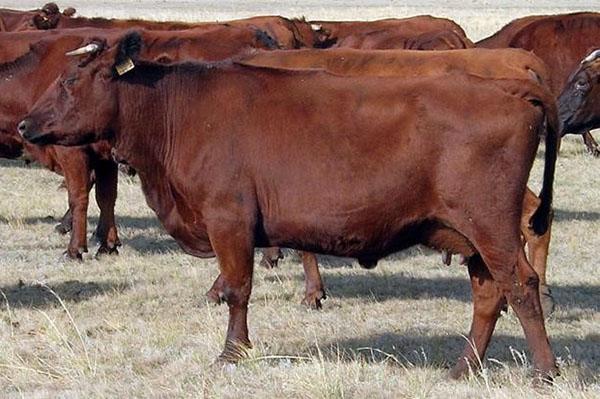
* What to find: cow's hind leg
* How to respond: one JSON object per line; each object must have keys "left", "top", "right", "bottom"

{"left": 450, "top": 255, "right": 506, "bottom": 379}
{"left": 55, "top": 207, "right": 73, "bottom": 235}
{"left": 206, "top": 221, "right": 255, "bottom": 363}
{"left": 507, "top": 249, "right": 558, "bottom": 381}
{"left": 300, "top": 252, "right": 326, "bottom": 309}
{"left": 94, "top": 160, "right": 121, "bottom": 257}
{"left": 521, "top": 189, "right": 554, "bottom": 316}
{"left": 582, "top": 131, "right": 600, "bottom": 156}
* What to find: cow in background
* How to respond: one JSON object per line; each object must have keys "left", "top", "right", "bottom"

{"left": 478, "top": 12, "right": 600, "bottom": 155}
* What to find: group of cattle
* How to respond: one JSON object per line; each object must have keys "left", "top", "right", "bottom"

{"left": 2, "top": 2, "right": 600, "bottom": 382}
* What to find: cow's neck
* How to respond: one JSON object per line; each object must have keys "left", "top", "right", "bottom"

{"left": 113, "top": 71, "right": 215, "bottom": 257}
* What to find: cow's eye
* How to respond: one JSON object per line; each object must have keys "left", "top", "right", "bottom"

{"left": 63, "top": 77, "right": 77, "bottom": 86}
{"left": 575, "top": 78, "right": 589, "bottom": 91}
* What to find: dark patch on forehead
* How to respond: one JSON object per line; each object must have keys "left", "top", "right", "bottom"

{"left": 254, "top": 29, "right": 280, "bottom": 49}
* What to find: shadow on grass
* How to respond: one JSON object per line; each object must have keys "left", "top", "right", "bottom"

{"left": 0, "top": 159, "right": 33, "bottom": 169}
{"left": 265, "top": 269, "right": 600, "bottom": 313}
{"left": 553, "top": 208, "right": 600, "bottom": 222}
{"left": 306, "top": 332, "right": 600, "bottom": 376}
{"left": 325, "top": 273, "right": 471, "bottom": 303}
{"left": 1, "top": 215, "right": 164, "bottom": 231}
{"left": 125, "top": 234, "right": 180, "bottom": 254}
{"left": 0, "top": 280, "right": 129, "bottom": 309}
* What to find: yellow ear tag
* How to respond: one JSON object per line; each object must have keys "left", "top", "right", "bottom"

{"left": 115, "top": 57, "right": 135, "bottom": 76}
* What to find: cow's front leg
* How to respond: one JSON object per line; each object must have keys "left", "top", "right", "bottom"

{"left": 94, "top": 160, "right": 121, "bottom": 257}
{"left": 60, "top": 150, "right": 92, "bottom": 260}
{"left": 207, "top": 220, "right": 255, "bottom": 363}
{"left": 300, "top": 252, "right": 326, "bottom": 309}
{"left": 582, "top": 131, "right": 600, "bottom": 156}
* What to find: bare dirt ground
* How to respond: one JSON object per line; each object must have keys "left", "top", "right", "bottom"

{"left": 0, "top": 1, "right": 599, "bottom": 398}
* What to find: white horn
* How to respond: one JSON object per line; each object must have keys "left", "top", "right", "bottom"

{"left": 65, "top": 43, "right": 100, "bottom": 56}
{"left": 582, "top": 49, "right": 600, "bottom": 64}
{"left": 310, "top": 23, "right": 322, "bottom": 31}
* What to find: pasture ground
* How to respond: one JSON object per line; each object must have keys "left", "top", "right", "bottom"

{"left": 0, "top": 1, "right": 599, "bottom": 397}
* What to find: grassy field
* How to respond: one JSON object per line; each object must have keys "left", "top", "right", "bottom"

{"left": 1, "top": 2, "right": 600, "bottom": 397}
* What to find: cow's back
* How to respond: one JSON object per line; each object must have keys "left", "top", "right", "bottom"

{"left": 239, "top": 48, "right": 550, "bottom": 87}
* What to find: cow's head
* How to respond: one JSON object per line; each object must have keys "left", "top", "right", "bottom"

{"left": 32, "top": 3, "right": 75, "bottom": 30}
{"left": 19, "top": 31, "right": 143, "bottom": 146}
{"left": 558, "top": 49, "right": 600, "bottom": 136}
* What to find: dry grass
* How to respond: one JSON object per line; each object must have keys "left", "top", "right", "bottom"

{"left": 1, "top": 2, "right": 600, "bottom": 397}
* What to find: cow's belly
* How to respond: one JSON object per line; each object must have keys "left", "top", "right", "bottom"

{"left": 260, "top": 181, "right": 436, "bottom": 258}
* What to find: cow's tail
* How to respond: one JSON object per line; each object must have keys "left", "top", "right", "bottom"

{"left": 529, "top": 86, "right": 559, "bottom": 236}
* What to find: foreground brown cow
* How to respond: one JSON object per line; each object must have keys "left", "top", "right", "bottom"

{"left": 20, "top": 32, "right": 559, "bottom": 380}
{"left": 478, "top": 12, "right": 600, "bottom": 155}
{"left": 559, "top": 49, "right": 600, "bottom": 134}
{"left": 242, "top": 48, "right": 556, "bottom": 313}
{"left": 311, "top": 16, "right": 472, "bottom": 49}
{"left": 0, "top": 25, "right": 280, "bottom": 258}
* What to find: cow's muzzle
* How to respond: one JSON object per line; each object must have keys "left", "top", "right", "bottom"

{"left": 17, "top": 118, "right": 49, "bottom": 145}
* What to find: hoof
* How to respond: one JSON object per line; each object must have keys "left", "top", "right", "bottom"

{"left": 301, "top": 288, "right": 327, "bottom": 310}
{"left": 448, "top": 362, "right": 470, "bottom": 380}
{"left": 533, "top": 365, "right": 560, "bottom": 386}
{"left": 586, "top": 144, "right": 600, "bottom": 157}
{"left": 54, "top": 223, "right": 71, "bottom": 235}
{"left": 540, "top": 285, "right": 555, "bottom": 318}
{"left": 442, "top": 250, "right": 452, "bottom": 266}
{"left": 216, "top": 340, "right": 251, "bottom": 364}
{"left": 206, "top": 287, "right": 225, "bottom": 305}
{"left": 259, "top": 255, "right": 280, "bottom": 269}
{"left": 62, "top": 249, "right": 84, "bottom": 261}
{"left": 95, "top": 245, "right": 119, "bottom": 258}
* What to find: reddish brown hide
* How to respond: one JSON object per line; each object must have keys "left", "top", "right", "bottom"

{"left": 478, "top": 12, "right": 600, "bottom": 155}
{"left": 310, "top": 16, "right": 473, "bottom": 49}
{"left": 20, "top": 35, "right": 559, "bottom": 380}
{"left": 244, "top": 48, "right": 557, "bottom": 314}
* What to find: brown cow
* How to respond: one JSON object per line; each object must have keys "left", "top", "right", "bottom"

{"left": 242, "top": 48, "right": 556, "bottom": 314}
{"left": 478, "top": 12, "right": 600, "bottom": 156}
{"left": 20, "top": 32, "right": 559, "bottom": 380}
{"left": 0, "top": 25, "right": 281, "bottom": 258}
{"left": 20, "top": 10, "right": 315, "bottom": 50}
{"left": 311, "top": 16, "right": 473, "bottom": 49}
{"left": 558, "top": 49, "right": 600, "bottom": 135}
{"left": 0, "top": 3, "right": 75, "bottom": 31}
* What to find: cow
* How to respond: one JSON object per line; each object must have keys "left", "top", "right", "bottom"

{"left": 240, "top": 47, "right": 557, "bottom": 314}
{"left": 310, "top": 16, "right": 473, "bottom": 49}
{"left": 558, "top": 49, "right": 600, "bottom": 135}
{"left": 13, "top": 8, "right": 316, "bottom": 50}
{"left": 19, "top": 32, "right": 559, "bottom": 380}
{"left": 477, "top": 12, "right": 600, "bottom": 156}
{"left": 0, "top": 25, "right": 281, "bottom": 258}
{"left": 0, "top": 3, "right": 75, "bottom": 32}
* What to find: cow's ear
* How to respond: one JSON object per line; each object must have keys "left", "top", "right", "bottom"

{"left": 114, "top": 31, "right": 142, "bottom": 76}
{"left": 62, "top": 7, "right": 76, "bottom": 17}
